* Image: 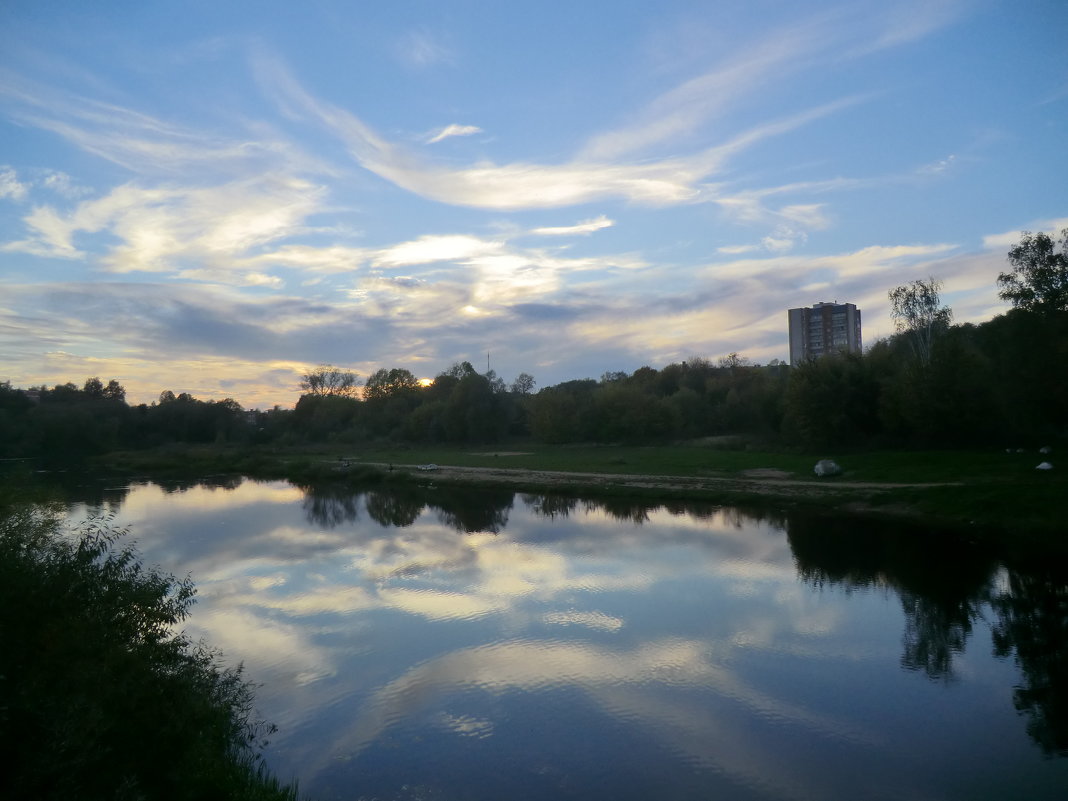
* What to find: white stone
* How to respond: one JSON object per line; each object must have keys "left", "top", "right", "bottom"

{"left": 1036, "top": 462, "right": 1053, "bottom": 470}
{"left": 814, "top": 459, "right": 841, "bottom": 477}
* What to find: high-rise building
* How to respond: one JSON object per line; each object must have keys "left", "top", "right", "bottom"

{"left": 788, "top": 302, "right": 862, "bottom": 365}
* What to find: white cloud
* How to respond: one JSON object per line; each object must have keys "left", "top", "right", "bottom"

{"left": 0, "top": 166, "right": 28, "bottom": 201}
{"left": 530, "top": 215, "right": 615, "bottom": 236}
{"left": 40, "top": 169, "right": 91, "bottom": 198}
{"left": 257, "top": 54, "right": 861, "bottom": 211}
{"left": 717, "top": 244, "right": 760, "bottom": 255}
{"left": 982, "top": 217, "right": 1068, "bottom": 250}
{"left": 426, "top": 124, "right": 483, "bottom": 144}
{"left": 4, "top": 175, "right": 325, "bottom": 274}
{"left": 761, "top": 236, "right": 795, "bottom": 253}
{"left": 372, "top": 234, "right": 504, "bottom": 267}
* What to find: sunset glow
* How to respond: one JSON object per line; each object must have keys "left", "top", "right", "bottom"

{"left": 1, "top": 1, "right": 1065, "bottom": 407}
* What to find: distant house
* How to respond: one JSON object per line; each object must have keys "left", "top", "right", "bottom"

{"left": 788, "top": 302, "right": 862, "bottom": 365}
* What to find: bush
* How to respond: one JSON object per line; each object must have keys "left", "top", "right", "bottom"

{"left": 0, "top": 500, "right": 298, "bottom": 801}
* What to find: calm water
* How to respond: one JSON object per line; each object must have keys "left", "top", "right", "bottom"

{"left": 60, "top": 476, "right": 1067, "bottom": 801}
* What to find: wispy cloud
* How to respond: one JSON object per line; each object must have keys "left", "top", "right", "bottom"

{"left": 426, "top": 124, "right": 483, "bottom": 144}
{"left": 0, "top": 69, "right": 325, "bottom": 178}
{"left": 0, "top": 166, "right": 28, "bottom": 200}
{"left": 530, "top": 216, "right": 615, "bottom": 237}
{"left": 580, "top": 24, "right": 828, "bottom": 161}
{"left": 916, "top": 154, "right": 956, "bottom": 176}
{"left": 982, "top": 216, "right": 1068, "bottom": 250}
{"left": 256, "top": 54, "right": 861, "bottom": 211}
{"left": 394, "top": 28, "right": 454, "bottom": 68}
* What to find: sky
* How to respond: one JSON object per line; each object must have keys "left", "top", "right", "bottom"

{"left": 1, "top": 0, "right": 1066, "bottom": 409}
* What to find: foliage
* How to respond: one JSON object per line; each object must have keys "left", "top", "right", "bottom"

{"left": 510, "top": 372, "right": 536, "bottom": 395}
{"left": 0, "top": 499, "right": 297, "bottom": 800}
{"left": 299, "top": 365, "right": 359, "bottom": 398}
{"left": 888, "top": 277, "right": 952, "bottom": 366}
{"left": 998, "top": 228, "right": 1068, "bottom": 315}
{"left": 782, "top": 353, "right": 880, "bottom": 448}
{"left": 363, "top": 367, "right": 419, "bottom": 401}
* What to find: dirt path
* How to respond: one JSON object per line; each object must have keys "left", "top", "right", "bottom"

{"left": 368, "top": 463, "right": 960, "bottom": 497}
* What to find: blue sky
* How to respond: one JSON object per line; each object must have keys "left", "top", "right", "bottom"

{"left": 2, "top": 0, "right": 1065, "bottom": 408}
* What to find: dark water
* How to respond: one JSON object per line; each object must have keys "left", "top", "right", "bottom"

{"left": 60, "top": 476, "right": 1067, "bottom": 800}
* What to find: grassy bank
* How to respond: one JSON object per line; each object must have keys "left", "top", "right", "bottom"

{"left": 91, "top": 441, "right": 1066, "bottom": 541}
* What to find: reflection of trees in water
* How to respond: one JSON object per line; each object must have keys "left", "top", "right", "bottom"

{"left": 298, "top": 483, "right": 361, "bottom": 529}
{"left": 520, "top": 493, "right": 578, "bottom": 520}
{"left": 296, "top": 484, "right": 514, "bottom": 532}
{"left": 156, "top": 475, "right": 245, "bottom": 493}
{"left": 364, "top": 488, "right": 424, "bottom": 528}
{"left": 787, "top": 513, "right": 996, "bottom": 681}
{"left": 899, "top": 590, "right": 979, "bottom": 680}
{"left": 991, "top": 565, "right": 1068, "bottom": 757}
{"left": 583, "top": 497, "right": 652, "bottom": 524}
{"left": 788, "top": 511, "right": 1068, "bottom": 756}
{"left": 523, "top": 492, "right": 655, "bottom": 524}
{"left": 430, "top": 486, "right": 514, "bottom": 533}
{"left": 15, "top": 470, "right": 135, "bottom": 515}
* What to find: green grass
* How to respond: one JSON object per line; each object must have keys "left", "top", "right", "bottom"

{"left": 93, "top": 440, "right": 1065, "bottom": 541}
{"left": 342, "top": 441, "right": 1059, "bottom": 484}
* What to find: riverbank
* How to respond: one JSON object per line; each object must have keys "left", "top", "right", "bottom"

{"left": 76, "top": 441, "right": 1065, "bottom": 549}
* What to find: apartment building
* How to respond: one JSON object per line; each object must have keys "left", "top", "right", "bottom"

{"left": 788, "top": 302, "right": 862, "bottom": 365}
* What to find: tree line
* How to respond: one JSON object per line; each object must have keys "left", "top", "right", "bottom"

{"left": 2, "top": 228, "right": 1065, "bottom": 457}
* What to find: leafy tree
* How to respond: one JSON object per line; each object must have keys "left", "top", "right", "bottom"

{"left": 291, "top": 393, "right": 360, "bottom": 441}
{"left": 888, "top": 277, "right": 952, "bottom": 366}
{"left": 363, "top": 367, "right": 419, "bottom": 400}
{"left": 299, "top": 364, "right": 359, "bottom": 398}
{"left": 440, "top": 361, "right": 478, "bottom": 380}
{"left": 483, "top": 369, "right": 507, "bottom": 394}
{"left": 103, "top": 379, "right": 126, "bottom": 402}
{"left": 998, "top": 228, "right": 1068, "bottom": 314}
{"left": 782, "top": 352, "right": 881, "bottom": 448}
{"left": 83, "top": 376, "right": 105, "bottom": 399}
{"left": 44, "top": 382, "right": 82, "bottom": 403}
{"left": 510, "top": 372, "right": 536, "bottom": 395}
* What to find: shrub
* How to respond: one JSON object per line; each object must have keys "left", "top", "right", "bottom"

{"left": 0, "top": 500, "right": 298, "bottom": 801}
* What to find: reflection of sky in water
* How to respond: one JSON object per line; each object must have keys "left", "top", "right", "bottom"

{"left": 68, "top": 480, "right": 1067, "bottom": 801}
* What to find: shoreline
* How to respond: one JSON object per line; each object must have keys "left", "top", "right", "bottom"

{"left": 43, "top": 443, "right": 1062, "bottom": 551}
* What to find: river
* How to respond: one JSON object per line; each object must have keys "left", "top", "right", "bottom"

{"left": 60, "top": 475, "right": 1067, "bottom": 800}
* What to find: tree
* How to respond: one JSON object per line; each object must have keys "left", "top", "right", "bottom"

{"left": 888, "top": 277, "right": 952, "bottom": 366}
{"left": 82, "top": 377, "right": 105, "bottom": 399}
{"left": 299, "top": 365, "right": 359, "bottom": 398}
{"left": 510, "top": 372, "right": 536, "bottom": 394}
{"left": 998, "top": 228, "right": 1068, "bottom": 315}
{"left": 363, "top": 367, "right": 418, "bottom": 401}
{"left": 717, "top": 352, "right": 751, "bottom": 371}
{"left": 102, "top": 379, "right": 126, "bottom": 402}
{"left": 440, "top": 361, "right": 478, "bottom": 380}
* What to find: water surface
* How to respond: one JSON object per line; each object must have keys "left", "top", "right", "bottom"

{"left": 62, "top": 477, "right": 1068, "bottom": 800}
